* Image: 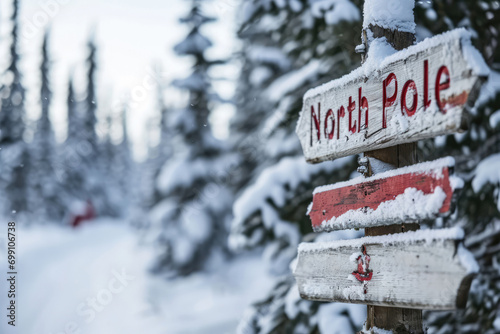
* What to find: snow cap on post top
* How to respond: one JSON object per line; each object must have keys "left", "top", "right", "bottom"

{"left": 363, "top": 0, "right": 415, "bottom": 33}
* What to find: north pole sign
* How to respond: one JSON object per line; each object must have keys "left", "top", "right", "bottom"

{"left": 296, "top": 29, "right": 488, "bottom": 163}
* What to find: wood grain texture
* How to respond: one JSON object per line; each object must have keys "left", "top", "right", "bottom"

{"left": 309, "top": 164, "right": 455, "bottom": 232}
{"left": 366, "top": 306, "right": 423, "bottom": 334}
{"left": 296, "top": 31, "right": 486, "bottom": 164}
{"left": 294, "top": 236, "right": 475, "bottom": 310}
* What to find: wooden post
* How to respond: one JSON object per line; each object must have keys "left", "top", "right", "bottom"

{"left": 362, "top": 3, "right": 423, "bottom": 333}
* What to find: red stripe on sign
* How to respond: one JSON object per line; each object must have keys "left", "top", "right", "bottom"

{"left": 309, "top": 167, "right": 453, "bottom": 231}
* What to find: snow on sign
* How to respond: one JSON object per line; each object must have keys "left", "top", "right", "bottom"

{"left": 296, "top": 29, "right": 489, "bottom": 163}
{"left": 294, "top": 228, "right": 478, "bottom": 310}
{"left": 308, "top": 157, "right": 463, "bottom": 232}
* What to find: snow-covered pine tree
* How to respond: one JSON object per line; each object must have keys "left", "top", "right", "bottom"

{"left": 82, "top": 37, "right": 117, "bottom": 217}
{"left": 230, "top": 1, "right": 365, "bottom": 332}
{"left": 58, "top": 39, "right": 103, "bottom": 217}
{"left": 28, "top": 31, "right": 65, "bottom": 223}
{"left": 157, "top": 79, "right": 173, "bottom": 169}
{"left": 111, "top": 108, "right": 136, "bottom": 218}
{"left": 149, "top": 0, "right": 234, "bottom": 276}
{"left": 149, "top": 82, "right": 174, "bottom": 207}
{"left": 100, "top": 114, "right": 115, "bottom": 170}
{"left": 411, "top": 1, "right": 500, "bottom": 332}
{"left": 228, "top": 17, "right": 292, "bottom": 192}
{"left": 97, "top": 113, "right": 121, "bottom": 217}
{"left": 84, "top": 38, "right": 98, "bottom": 152}
{"left": 138, "top": 116, "right": 162, "bottom": 219}
{"left": 0, "top": 0, "right": 29, "bottom": 218}
{"left": 59, "top": 77, "right": 87, "bottom": 206}
{"left": 137, "top": 84, "right": 175, "bottom": 233}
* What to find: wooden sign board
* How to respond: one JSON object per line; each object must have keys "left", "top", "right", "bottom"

{"left": 309, "top": 157, "right": 462, "bottom": 232}
{"left": 296, "top": 29, "right": 488, "bottom": 163}
{"left": 293, "top": 228, "right": 477, "bottom": 310}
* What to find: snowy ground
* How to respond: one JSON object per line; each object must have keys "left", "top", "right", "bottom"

{"left": 0, "top": 220, "right": 274, "bottom": 334}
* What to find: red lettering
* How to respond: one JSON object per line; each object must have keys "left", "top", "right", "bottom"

{"left": 358, "top": 87, "right": 368, "bottom": 132}
{"left": 337, "top": 106, "right": 345, "bottom": 140}
{"left": 435, "top": 65, "right": 450, "bottom": 113}
{"left": 311, "top": 103, "right": 321, "bottom": 145}
{"left": 348, "top": 97, "right": 356, "bottom": 133}
{"left": 324, "top": 109, "right": 335, "bottom": 139}
{"left": 423, "top": 60, "right": 431, "bottom": 110}
{"left": 382, "top": 73, "right": 398, "bottom": 128}
{"left": 401, "top": 80, "right": 418, "bottom": 117}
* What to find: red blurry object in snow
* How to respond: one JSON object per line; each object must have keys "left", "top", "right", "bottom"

{"left": 70, "top": 200, "right": 96, "bottom": 228}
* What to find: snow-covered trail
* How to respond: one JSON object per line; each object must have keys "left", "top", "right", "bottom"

{"left": 0, "top": 220, "right": 273, "bottom": 334}
{"left": 11, "top": 221, "right": 164, "bottom": 334}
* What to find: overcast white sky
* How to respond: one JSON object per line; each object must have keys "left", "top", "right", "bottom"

{"left": 0, "top": 0, "right": 240, "bottom": 160}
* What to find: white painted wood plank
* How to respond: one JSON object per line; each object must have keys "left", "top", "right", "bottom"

{"left": 296, "top": 29, "right": 488, "bottom": 163}
{"left": 293, "top": 228, "right": 477, "bottom": 310}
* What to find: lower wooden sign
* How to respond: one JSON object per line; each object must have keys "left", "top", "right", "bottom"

{"left": 293, "top": 228, "right": 478, "bottom": 310}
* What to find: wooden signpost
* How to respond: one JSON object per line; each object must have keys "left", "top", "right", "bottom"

{"left": 292, "top": 2, "right": 488, "bottom": 333}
